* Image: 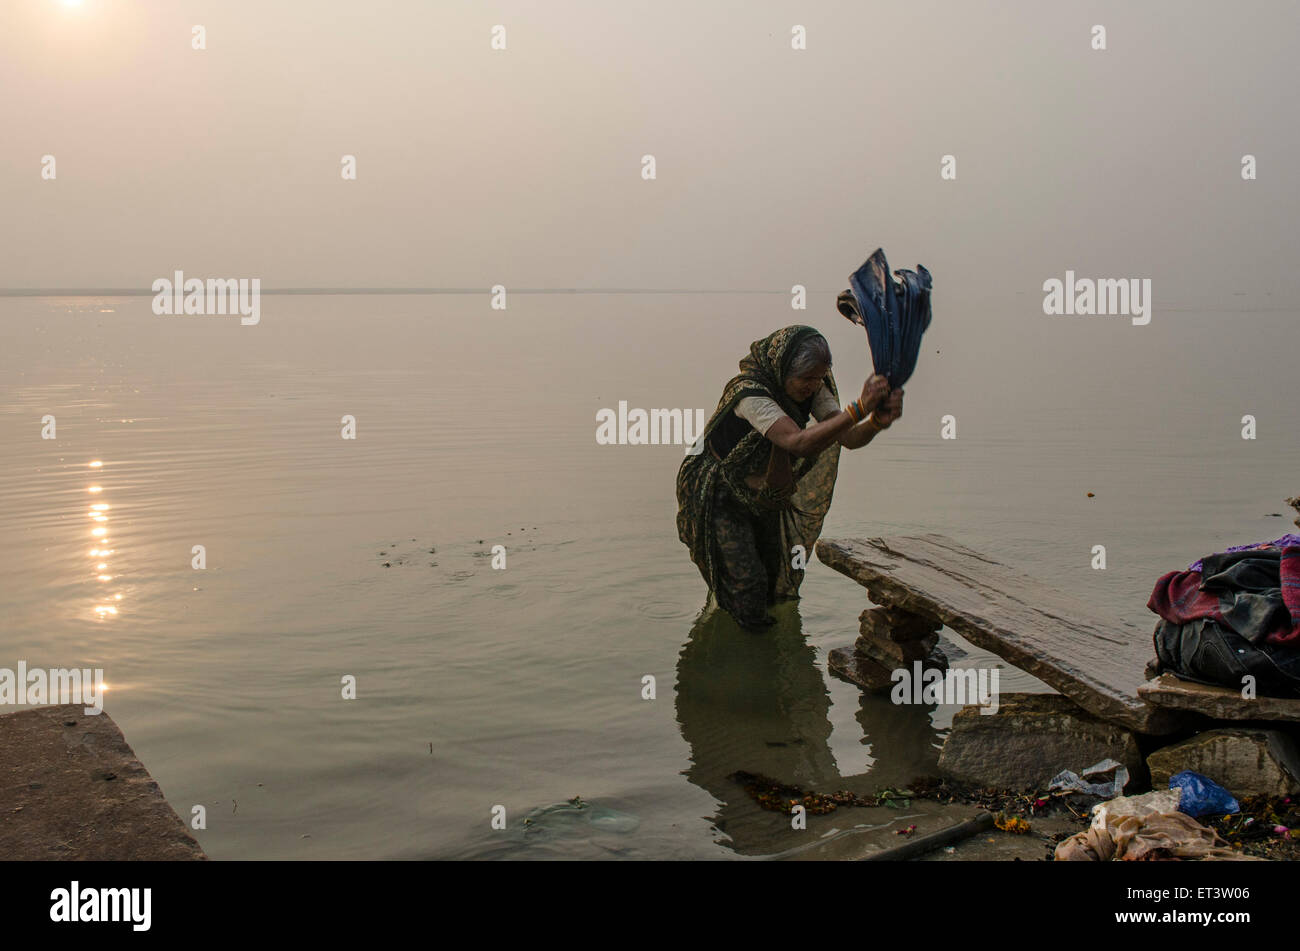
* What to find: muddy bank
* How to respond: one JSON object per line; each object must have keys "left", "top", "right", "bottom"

{"left": 910, "top": 776, "right": 1297, "bottom": 861}
{"left": 733, "top": 770, "right": 1290, "bottom": 860}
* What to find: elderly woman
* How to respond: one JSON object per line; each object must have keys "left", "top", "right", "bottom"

{"left": 676, "top": 325, "right": 901, "bottom": 631}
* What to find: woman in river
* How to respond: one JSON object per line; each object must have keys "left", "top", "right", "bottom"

{"left": 676, "top": 324, "right": 902, "bottom": 631}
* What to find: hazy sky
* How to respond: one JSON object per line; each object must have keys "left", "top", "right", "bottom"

{"left": 2, "top": 0, "right": 1297, "bottom": 304}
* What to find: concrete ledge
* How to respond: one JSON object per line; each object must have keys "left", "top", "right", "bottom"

{"left": 0, "top": 704, "right": 206, "bottom": 860}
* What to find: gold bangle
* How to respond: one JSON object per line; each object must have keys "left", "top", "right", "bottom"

{"left": 844, "top": 401, "right": 861, "bottom": 423}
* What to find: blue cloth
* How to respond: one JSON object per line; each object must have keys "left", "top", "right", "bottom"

{"left": 837, "top": 248, "right": 933, "bottom": 388}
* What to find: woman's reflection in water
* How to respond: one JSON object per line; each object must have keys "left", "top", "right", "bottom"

{"left": 674, "top": 601, "right": 944, "bottom": 856}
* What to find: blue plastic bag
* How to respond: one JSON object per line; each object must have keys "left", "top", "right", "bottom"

{"left": 1170, "top": 770, "right": 1240, "bottom": 818}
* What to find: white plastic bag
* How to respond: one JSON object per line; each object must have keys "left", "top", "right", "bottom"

{"left": 1047, "top": 758, "right": 1130, "bottom": 799}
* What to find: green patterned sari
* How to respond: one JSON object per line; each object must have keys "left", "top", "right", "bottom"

{"left": 676, "top": 325, "right": 841, "bottom": 624}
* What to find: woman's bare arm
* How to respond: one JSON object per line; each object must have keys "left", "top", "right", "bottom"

{"left": 840, "top": 387, "right": 903, "bottom": 449}
{"left": 766, "top": 384, "right": 901, "bottom": 455}
{"left": 763, "top": 411, "right": 856, "bottom": 458}
{"left": 838, "top": 415, "right": 885, "bottom": 450}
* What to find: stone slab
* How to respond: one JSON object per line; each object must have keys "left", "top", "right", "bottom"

{"left": 1138, "top": 673, "right": 1300, "bottom": 723}
{"left": 856, "top": 632, "right": 941, "bottom": 666}
{"left": 0, "top": 704, "right": 206, "bottom": 860}
{"left": 777, "top": 802, "right": 989, "bottom": 861}
{"left": 816, "top": 534, "right": 1180, "bottom": 734}
{"left": 828, "top": 647, "right": 896, "bottom": 692}
{"left": 860, "top": 607, "right": 941, "bottom": 643}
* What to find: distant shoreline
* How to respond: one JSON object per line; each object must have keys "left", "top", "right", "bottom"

{"left": 0, "top": 288, "right": 792, "bottom": 297}
{"left": 1, "top": 290, "right": 1289, "bottom": 313}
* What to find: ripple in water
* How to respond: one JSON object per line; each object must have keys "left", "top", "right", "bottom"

{"left": 635, "top": 600, "right": 693, "bottom": 620}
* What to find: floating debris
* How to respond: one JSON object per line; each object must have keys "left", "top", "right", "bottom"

{"left": 729, "top": 771, "right": 911, "bottom": 815}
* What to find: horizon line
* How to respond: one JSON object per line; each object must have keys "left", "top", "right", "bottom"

{"left": 0, "top": 288, "right": 1290, "bottom": 313}
{"left": 0, "top": 287, "right": 798, "bottom": 297}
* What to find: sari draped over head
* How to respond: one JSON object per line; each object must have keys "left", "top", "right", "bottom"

{"left": 676, "top": 325, "right": 841, "bottom": 606}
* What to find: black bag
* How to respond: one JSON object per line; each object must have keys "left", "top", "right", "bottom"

{"left": 1152, "top": 617, "right": 1300, "bottom": 698}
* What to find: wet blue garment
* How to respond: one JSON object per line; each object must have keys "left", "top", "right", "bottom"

{"left": 837, "top": 248, "right": 933, "bottom": 388}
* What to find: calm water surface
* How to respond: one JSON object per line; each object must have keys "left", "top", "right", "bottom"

{"left": 1, "top": 294, "right": 1296, "bottom": 858}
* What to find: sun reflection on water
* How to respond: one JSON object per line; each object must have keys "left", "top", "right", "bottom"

{"left": 85, "top": 460, "right": 124, "bottom": 620}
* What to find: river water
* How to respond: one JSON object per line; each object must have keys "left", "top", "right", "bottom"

{"left": 1, "top": 292, "right": 1296, "bottom": 859}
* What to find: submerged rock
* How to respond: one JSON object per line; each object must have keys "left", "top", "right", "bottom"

{"left": 519, "top": 799, "right": 640, "bottom": 836}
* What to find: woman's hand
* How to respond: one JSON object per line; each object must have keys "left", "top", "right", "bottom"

{"left": 860, "top": 375, "right": 890, "bottom": 412}
{"left": 871, "top": 388, "right": 904, "bottom": 428}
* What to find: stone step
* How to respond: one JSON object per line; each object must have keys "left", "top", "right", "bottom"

{"left": 1138, "top": 672, "right": 1300, "bottom": 722}
{"left": 0, "top": 704, "right": 206, "bottom": 860}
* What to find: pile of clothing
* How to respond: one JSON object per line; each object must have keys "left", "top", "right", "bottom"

{"left": 1054, "top": 787, "right": 1256, "bottom": 861}
{"left": 1147, "top": 534, "right": 1300, "bottom": 695}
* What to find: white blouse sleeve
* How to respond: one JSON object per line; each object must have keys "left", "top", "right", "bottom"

{"left": 810, "top": 384, "right": 840, "bottom": 421}
{"left": 734, "top": 396, "right": 789, "bottom": 436}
